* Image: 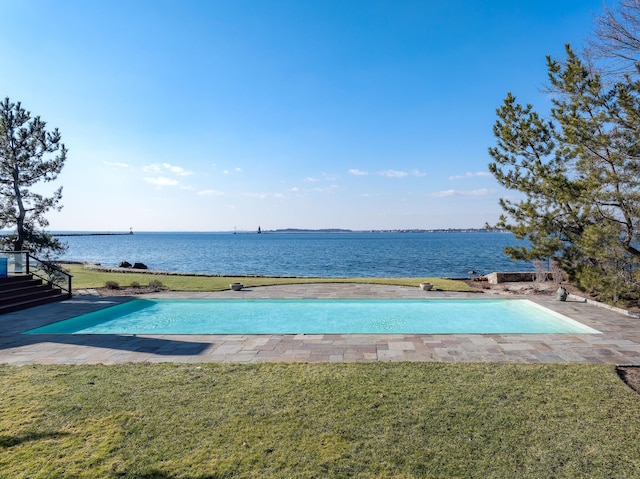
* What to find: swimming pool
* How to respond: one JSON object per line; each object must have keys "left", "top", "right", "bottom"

{"left": 24, "top": 299, "right": 600, "bottom": 335}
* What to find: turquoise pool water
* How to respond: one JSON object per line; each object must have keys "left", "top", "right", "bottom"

{"left": 24, "top": 299, "right": 600, "bottom": 335}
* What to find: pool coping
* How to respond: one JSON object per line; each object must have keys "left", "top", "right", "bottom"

{"left": 1, "top": 283, "right": 640, "bottom": 364}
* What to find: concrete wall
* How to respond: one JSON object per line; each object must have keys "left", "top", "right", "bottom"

{"left": 486, "top": 272, "right": 554, "bottom": 284}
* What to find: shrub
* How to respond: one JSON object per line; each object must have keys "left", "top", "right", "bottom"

{"left": 129, "top": 281, "right": 141, "bottom": 288}
{"left": 104, "top": 281, "right": 120, "bottom": 290}
{"left": 148, "top": 279, "right": 164, "bottom": 291}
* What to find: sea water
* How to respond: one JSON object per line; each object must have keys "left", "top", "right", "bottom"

{"left": 58, "top": 231, "right": 533, "bottom": 278}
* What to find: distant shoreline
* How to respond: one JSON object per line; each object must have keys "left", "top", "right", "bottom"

{"left": 267, "top": 228, "right": 505, "bottom": 234}
{"left": 53, "top": 232, "right": 133, "bottom": 237}
{"left": 50, "top": 228, "right": 506, "bottom": 235}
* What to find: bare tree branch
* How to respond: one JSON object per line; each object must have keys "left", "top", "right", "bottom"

{"left": 587, "top": 0, "right": 640, "bottom": 76}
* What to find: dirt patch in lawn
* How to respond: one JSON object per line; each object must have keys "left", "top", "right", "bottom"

{"left": 74, "top": 286, "right": 166, "bottom": 296}
{"left": 616, "top": 366, "right": 640, "bottom": 395}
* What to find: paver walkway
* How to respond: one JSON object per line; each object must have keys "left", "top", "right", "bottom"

{"left": 1, "top": 283, "right": 639, "bottom": 364}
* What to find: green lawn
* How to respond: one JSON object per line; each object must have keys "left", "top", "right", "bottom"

{"left": 1, "top": 363, "right": 639, "bottom": 478}
{"left": 63, "top": 263, "right": 476, "bottom": 292}
{"left": 13, "top": 266, "right": 637, "bottom": 477}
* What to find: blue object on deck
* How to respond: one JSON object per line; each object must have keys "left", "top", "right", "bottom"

{"left": 0, "top": 258, "right": 7, "bottom": 278}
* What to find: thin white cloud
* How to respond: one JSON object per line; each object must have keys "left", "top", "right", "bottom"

{"left": 165, "top": 163, "right": 191, "bottom": 176}
{"left": 379, "top": 169, "right": 408, "bottom": 178}
{"left": 143, "top": 164, "right": 162, "bottom": 173}
{"left": 312, "top": 184, "right": 338, "bottom": 193}
{"left": 289, "top": 187, "right": 299, "bottom": 192}
{"left": 244, "top": 192, "right": 268, "bottom": 199}
{"left": 430, "top": 189, "right": 456, "bottom": 198}
{"left": 142, "top": 163, "right": 193, "bottom": 188}
{"left": 378, "top": 169, "right": 426, "bottom": 178}
{"left": 359, "top": 192, "right": 390, "bottom": 198}
{"left": 103, "top": 161, "right": 129, "bottom": 168}
{"left": 305, "top": 177, "right": 320, "bottom": 182}
{"left": 244, "top": 192, "right": 288, "bottom": 200}
{"left": 235, "top": 167, "right": 243, "bottom": 172}
{"left": 198, "top": 189, "right": 225, "bottom": 196}
{"left": 429, "top": 188, "right": 496, "bottom": 198}
{"left": 349, "top": 169, "right": 368, "bottom": 176}
{"left": 449, "top": 171, "right": 492, "bottom": 180}
{"left": 144, "top": 177, "right": 179, "bottom": 187}
{"left": 143, "top": 162, "right": 192, "bottom": 176}
{"left": 466, "top": 188, "right": 495, "bottom": 196}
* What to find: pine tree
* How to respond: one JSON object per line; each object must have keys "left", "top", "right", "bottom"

{"left": 0, "top": 97, "right": 67, "bottom": 256}
{"left": 489, "top": 46, "right": 640, "bottom": 302}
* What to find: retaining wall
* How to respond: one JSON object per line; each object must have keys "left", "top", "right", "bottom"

{"left": 486, "top": 272, "right": 553, "bottom": 284}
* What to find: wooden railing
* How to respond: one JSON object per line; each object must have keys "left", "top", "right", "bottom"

{"left": 0, "top": 251, "right": 72, "bottom": 298}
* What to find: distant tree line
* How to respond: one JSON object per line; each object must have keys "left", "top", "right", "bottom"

{"left": 489, "top": 0, "right": 640, "bottom": 303}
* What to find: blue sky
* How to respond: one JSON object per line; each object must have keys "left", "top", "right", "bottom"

{"left": 1, "top": 0, "right": 606, "bottom": 231}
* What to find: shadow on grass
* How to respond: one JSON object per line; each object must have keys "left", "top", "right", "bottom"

{"left": 0, "top": 431, "right": 70, "bottom": 448}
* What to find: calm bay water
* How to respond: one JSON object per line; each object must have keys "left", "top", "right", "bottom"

{"left": 58, "top": 231, "right": 532, "bottom": 278}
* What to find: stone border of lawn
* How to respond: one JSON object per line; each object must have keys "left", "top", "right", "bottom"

{"left": 81, "top": 262, "right": 305, "bottom": 278}
{"left": 567, "top": 293, "right": 640, "bottom": 318}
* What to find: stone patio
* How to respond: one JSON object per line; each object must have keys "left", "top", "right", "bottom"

{"left": 1, "top": 283, "right": 639, "bottom": 364}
